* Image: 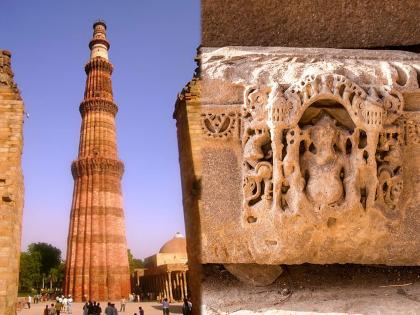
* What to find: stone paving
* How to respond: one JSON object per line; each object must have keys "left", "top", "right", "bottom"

{"left": 18, "top": 302, "right": 184, "bottom": 315}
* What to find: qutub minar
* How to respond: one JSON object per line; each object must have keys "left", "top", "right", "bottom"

{"left": 64, "top": 21, "right": 130, "bottom": 301}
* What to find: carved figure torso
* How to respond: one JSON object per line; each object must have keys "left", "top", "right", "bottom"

{"left": 301, "top": 115, "right": 346, "bottom": 206}
{"left": 303, "top": 152, "right": 344, "bottom": 206}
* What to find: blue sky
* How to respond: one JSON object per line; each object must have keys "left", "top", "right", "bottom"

{"left": 0, "top": 1, "right": 199, "bottom": 259}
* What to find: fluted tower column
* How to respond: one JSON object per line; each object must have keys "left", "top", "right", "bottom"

{"left": 64, "top": 21, "right": 130, "bottom": 301}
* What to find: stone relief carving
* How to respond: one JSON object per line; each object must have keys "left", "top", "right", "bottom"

{"left": 399, "top": 114, "right": 420, "bottom": 145}
{"left": 241, "top": 74, "right": 404, "bottom": 222}
{"left": 79, "top": 99, "right": 118, "bottom": 116}
{"left": 201, "top": 111, "right": 240, "bottom": 139}
{"left": 375, "top": 126, "right": 403, "bottom": 216}
{"left": 71, "top": 158, "right": 124, "bottom": 178}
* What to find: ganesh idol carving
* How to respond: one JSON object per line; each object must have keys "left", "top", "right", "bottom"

{"left": 241, "top": 73, "right": 404, "bottom": 222}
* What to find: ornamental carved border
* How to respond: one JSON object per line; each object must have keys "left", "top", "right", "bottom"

{"left": 79, "top": 98, "right": 118, "bottom": 116}
{"left": 241, "top": 73, "right": 405, "bottom": 222}
{"left": 398, "top": 113, "right": 420, "bottom": 145}
{"left": 71, "top": 157, "right": 124, "bottom": 178}
{"left": 200, "top": 110, "right": 241, "bottom": 139}
{"left": 84, "top": 57, "right": 113, "bottom": 74}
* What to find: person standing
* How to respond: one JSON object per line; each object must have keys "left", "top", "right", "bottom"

{"left": 83, "top": 302, "right": 89, "bottom": 315}
{"left": 187, "top": 297, "right": 192, "bottom": 314}
{"left": 68, "top": 295, "right": 73, "bottom": 314}
{"left": 138, "top": 307, "right": 144, "bottom": 315}
{"left": 88, "top": 301, "right": 94, "bottom": 315}
{"left": 49, "top": 303, "right": 57, "bottom": 315}
{"left": 62, "top": 296, "right": 68, "bottom": 313}
{"left": 104, "top": 303, "right": 113, "bottom": 315}
{"left": 182, "top": 298, "right": 191, "bottom": 315}
{"left": 162, "top": 298, "right": 169, "bottom": 315}
{"left": 27, "top": 295, "right": 32, "bottom": 309}
{"left": 43, "top": 305, "right": 49, "bottom": 315}
{"left": 112, "top": 303, "right": 118, "bottom": 315}
{"left": 120, "top": 298, "right": 126, "bottom": 312}
{"left": 55, "top": 300, "right": 63, "bottom": 315}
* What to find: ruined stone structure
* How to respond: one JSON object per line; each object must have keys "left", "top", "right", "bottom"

{"left": 175, "top": 47, "right": 420, "bottom": 281}
{"left": 175, "top": 5, "right": 420, "bottom": 309}
{"left": 132, "top": 233, "right": 189, "bottom": 302}
{"left": 64, "top": 21, "right": 130, "bottom": 301}
{"left": 0, "top": 50, "right": 25, "bottom": 315}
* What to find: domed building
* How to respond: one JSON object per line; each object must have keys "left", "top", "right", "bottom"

{"left": 132, "top": 233, "right": 189, "bottom": 302}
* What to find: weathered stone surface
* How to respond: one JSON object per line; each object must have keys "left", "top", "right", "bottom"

{"left": 224, "top": 264, "right": 283, "bottom": 286}
{"left": 174, "top": 47, "right": 420, "bottom": 267}
{"left": 202, "top": 264, "right": 420, "bottom": 314}
{"left": 202, "top": 0, "right": 420, "bottom": 49}
{"left": 64, "top": 21, "right": 130, "bottom": 301}
{"left": 0, "top": 50, "right": 24, "bottom": 315}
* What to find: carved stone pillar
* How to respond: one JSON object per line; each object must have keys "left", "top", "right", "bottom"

{"left": 165, "top": 274, "right": 170, "bottom": 300}
{"left": 182, "top": 272, "right": 188, "bottom": 298}
{"left": 167, "top": 272, "right": 173, "bottom": 302}
{"left": 175, "top": 272, "right": 181, "bottom": 300}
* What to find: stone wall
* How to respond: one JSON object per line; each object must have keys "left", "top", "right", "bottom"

{"left": 0, "top": 50, "right": 25, "bottom": 315}
{"left": 202, "top": 0, "right": 420, "bottom": 49}
{"left": 174, "top": 78, "right": 203, "bottom": 311}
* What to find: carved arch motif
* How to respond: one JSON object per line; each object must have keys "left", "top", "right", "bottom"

{"left": 242, "top": 73, "right": 404, "bottom": 222}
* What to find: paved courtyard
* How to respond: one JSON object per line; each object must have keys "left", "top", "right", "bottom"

{"left": 18, "top": 301, "right": 184, "bottom": 315}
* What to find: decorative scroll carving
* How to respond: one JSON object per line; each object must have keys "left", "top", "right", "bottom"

{"left": 375, "top": 126, "right": 403, "bottom": 216}
{"left": 201, "top": 111, "right": 240, "bottom": 139}
{"left": 241, "top": 73, "right": 404, "bottom": 222}
{"left": 71, "top": 158, "right": 124, "bottom": 179}
{"left": 79, "top": 98, "right": 118, "bottom": 116}
{"left": 398, "top": 115, "right": 420, "bottom": 145}
{"left": 242, "top": 87, "right": 273, "bottom": 219}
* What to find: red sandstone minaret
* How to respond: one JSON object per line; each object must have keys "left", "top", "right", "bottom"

{"left": 64, "top": 21, "right": 130, "bottom": 301}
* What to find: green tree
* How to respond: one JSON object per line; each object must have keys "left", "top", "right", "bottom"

{"left": 127, "top": 249, "right": 144, "bottom": 273}
{"left": 49, "top": 261, "right": 65, "bottom": 289}
{"left": 28, "top": 243, "right": 61, "bottom": 276}
{"left": 19, "top": 243, "right": 63, "bottom": 290}
{"left": 19, "top": 251, "right": 42, "bottom": 292}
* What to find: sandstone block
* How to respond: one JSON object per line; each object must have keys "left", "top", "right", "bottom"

{"left": 175, "top": 47, "right": 420, "bottom": 267}
{"left": 202, "top": 0, "right": 420, "bottom": 49}
{"left": 224, "top": 264, "right": 283, "bottom": 286}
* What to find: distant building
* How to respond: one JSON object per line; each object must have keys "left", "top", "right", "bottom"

{"left": 132, "top": 233, "right": 189, "bottom": 302}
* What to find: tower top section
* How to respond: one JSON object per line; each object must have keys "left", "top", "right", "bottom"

{"left": 89, "top": 20, "right": 110, "bottom": 60}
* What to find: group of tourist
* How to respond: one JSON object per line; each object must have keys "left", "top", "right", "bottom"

{"left": 42, "top": 296, "right": 72, "bottom": 315}
{"left": 160, "top": 297, "right": 192, "bottom": 315}
{"left": 82, "top": 301, "right": 105, "bottom": 315}
{"left": 74, "top": 296, "right": 192, "bottom": 315}
{"left": 29, "top": 294, "right": 192, "bottom": 315}
{"left": 27, "top": 294, "right": 43, "bottom": 305}
{"left": 34, "top": 295, "right": 72, "bottom": 315}
{"left": 131, "top": 306, "right": 145, "bottom": 315}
